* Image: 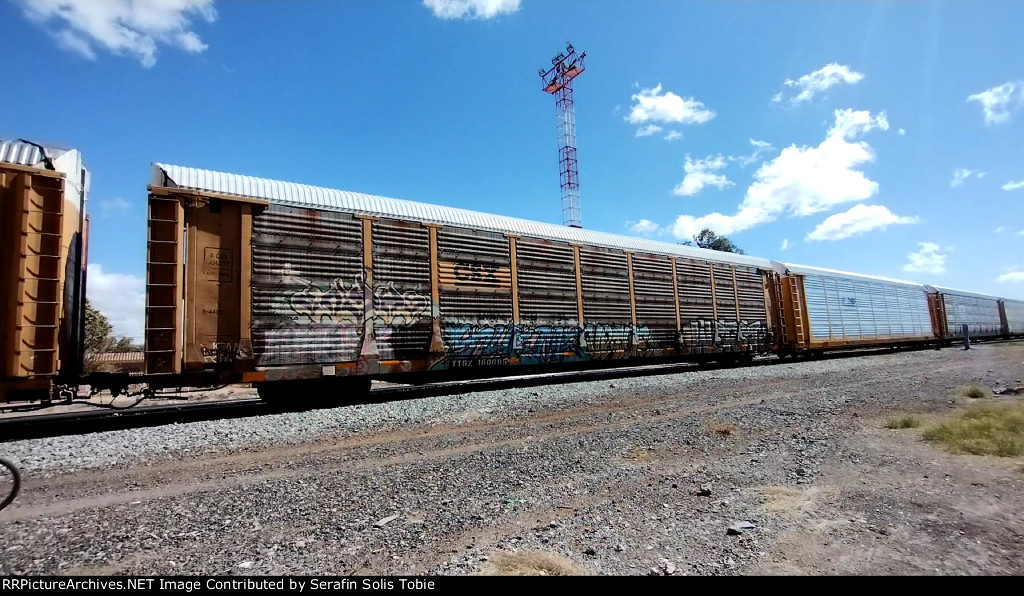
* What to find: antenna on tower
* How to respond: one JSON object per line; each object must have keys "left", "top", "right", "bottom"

{"left": 539, "top": 42, "right": 586, "bottom": 228}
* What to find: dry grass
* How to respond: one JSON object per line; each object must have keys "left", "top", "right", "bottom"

{"left": 623, "top": 447, "right": 653, "bottom": 462}
{"left": 481, "top": 550, "right": 590, "bottom": 576}
{"left": 922, "top": 402, "right": 1024, "bottom": 457}
{"left": 885, "top": 415, "right": 922, "bottom": 429}
{"left": 960, "top": 385, "right": 989, "bottom": 399}
{"left": 758, "top": 486, "right": 803, "bottom": 512}
{"left": 710, "top": 422, "right": 739, "bottom": 437}
{"left": 756, "top": 485, "right": 838, "bottom": 514}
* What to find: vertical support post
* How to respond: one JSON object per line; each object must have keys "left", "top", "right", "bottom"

{"left": 626, "top": 252, "right": 638, "bottom": 355}
{"left": 708, "top": 263, "right": 719, "bottom": 319}
{"left": 731, "top": 266, "right": 741, "bottom": 321}
{"left": 358, "top": 216, "right": 378, "bottom": 366}
{"left": 507, "top": 235, "right": 520, "bottom": 325}
{"left": 962, "top": 324, "right": 971, "bottom": 350}
{"left": 572, "top": 245, "right": 585, "bottom": 327}
{"left": 670, "top": 257, "right": 681, "bottom": 332}
{"left": 238, "top": 206, "right": 253, "bottom": 362}
{"left": 427, "top": 225, "right": 444, "bottom": 355}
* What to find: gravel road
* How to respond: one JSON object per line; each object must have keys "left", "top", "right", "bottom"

{"left": 2, "top": 343, "right": 1023, "bottom": 575}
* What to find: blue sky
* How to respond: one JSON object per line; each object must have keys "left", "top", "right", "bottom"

{"left": 2, "top": 0, "right": 1023, "bottom": 339}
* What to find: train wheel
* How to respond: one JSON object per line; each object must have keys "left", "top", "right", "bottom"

{"left": 0, "top": 457, "right": 21, "bottom": 512}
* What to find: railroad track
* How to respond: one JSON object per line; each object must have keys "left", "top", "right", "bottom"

{"left": 0, "top": 343, "right": 991, "bottom": 443}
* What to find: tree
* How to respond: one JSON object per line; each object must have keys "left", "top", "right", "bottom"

{"left": 85, "top": 300, "right": 142, "bottom": 355}
{"left": 681, "top": 228, "right": 745, "bottom": 255}
{"left": 84, "top": 300, "right": 142, "bottom": 373}
{"left": 85, "top": 299, "right": 114, "bottom": 355}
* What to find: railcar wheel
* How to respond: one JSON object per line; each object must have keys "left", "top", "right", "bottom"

{"left": 0, "top": 457, "right": 21, "bottom": 512}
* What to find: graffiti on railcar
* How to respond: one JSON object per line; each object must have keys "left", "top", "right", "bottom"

{"left": 374, "top": 282, "right": 431, "bottom": 326}
{"left": 678, "top": 319, "right": 769, "bottom": 352}
{"left": 516, "top": 325, "right": 584, "bottom": 361}
{"left": 443, "top": 323, "right": 515, "bottom": 358}
{"left": 454, "top": 263, "right": 500, "bottom": 286}
{"left": 200, "top": 341, "right": 252, "bottom": 364}
{"left": 289, "top": 275, "right": 364, "bottom": 324}
{"left": 585, "top": 323, "right": 652, "bottom": 358}
{"left": 287, "top": 274, "right": 430, "bottom": 327}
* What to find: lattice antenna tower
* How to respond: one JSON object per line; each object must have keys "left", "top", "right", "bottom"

{"left": 539, "top": 43, "right": 586, "bottom": 228}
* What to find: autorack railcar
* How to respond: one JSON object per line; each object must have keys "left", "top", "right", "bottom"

{"left": 0, "top": 140, "right": 88, "bottom": 404}
{"left": 2, "top": 140, "right": 1022, "bottom": 405}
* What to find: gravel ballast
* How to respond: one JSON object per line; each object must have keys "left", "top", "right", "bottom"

{"left": 2, "top": 343, "right": 1023, "bottom": 575}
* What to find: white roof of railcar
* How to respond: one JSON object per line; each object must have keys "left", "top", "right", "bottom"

{"left": 930, "top": 285, "right": 1002, "bottom": 301}
{"left": 0, "top": 139, "right": 70, "bottom": 169}
{"left": 783, "top": 263, "right": 929, "bottom": 290}
{"left": 152, "top": 163, "right": 774, "bottom": 269}
{"left": 1, "top": 138, "right": 89, "bottom": 203}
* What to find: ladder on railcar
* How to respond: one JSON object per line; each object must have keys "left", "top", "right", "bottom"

{"left": 10, "top": 173, "right": 64, "bottom": 380}
{"left": 144, "top": 195, "right": 184, "bottom": 375}
{"left": 786, "top": 276, "right": 807, "bottom": 348}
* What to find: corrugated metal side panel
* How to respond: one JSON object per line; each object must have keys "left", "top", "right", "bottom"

{"left": 251, "top": 205, "right": 364, "bottom": 366}
{"left": 803, "top": 274, "right": 932, "bottom": 342}
{"left": 942, "top": 293, "right": 1003, "bottom": 337}
{"left": 735, "top": 266, "right": 770, "bottom": 351}
{"left": 632, "top": 253, "right": 676, "bottom": 349}
{"left": 677, "top": 259, "right": 716, "bottom": 351}
{"left": 372, "top": 219, "right": 431, "bottom": 360}
{"left": 437, "top": 227, "right": 513, "bottom": 359}
{"left": 580, "top": 246, "right": 631, "bottom": 354}
{"left": 517, "top": 238, "right": 577, "bottom": 324}
{"left": 515, "top": 238, "right": 580, "bottom": 360}
{"left": 154, "top": 163, "right": 774, "bottom": 269}
{"left": 1003, "top": 300, "right": 1024, "bottom": 335}
{"left": 713, "top": 264, "right": 737, "bottom": 321}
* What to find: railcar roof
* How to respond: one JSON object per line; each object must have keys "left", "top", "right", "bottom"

{"left": 0, "top": 138, "right": 72, "bottom": 169}
{"left": 783, "top": 263, "right": 929, "bottom": 290}
{"left": 153, "top": 163, "right": 774, "bottom": 269}
{"left": 931, "top": 285, "right": 1002, "bottom": 301}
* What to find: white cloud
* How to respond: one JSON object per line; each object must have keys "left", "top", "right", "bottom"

{"left": 776, "top": 63, "right": 864, "bottom": 105}
{"left": 995, "top": 226, "right": 1009, "bottom": 233}
{"left": 898, "top": 128, "right": 906, "bottom": 136}
{"left": 664, "top": 130, "right": 682, "bottom": 142}
{"left": 806, "top": 204, "right": 919, "bottom": 242}
{"left": 635, "top": 124, "right": 663, "bottom": 138}
{"left": 87, "top": 263, "right": 145, "bottom": 341}
{"left": 672, "top": 109, "right": 887, "bottom": 239}
{"left": 967, "top": 81, "right": 1024, "bottom": 125}
{"left": 902, "top": 242, "right": 947, "bottom": 274}
{"left": 828, "top": 109, "right": 889, "bottom": 139}
{"left": 17, "top": 0, "right": 217, "bottom": 68}
{"left": 423, "top": 0, "right": 520, "bottom": 19}
{"left": 628, "top": 219, "right": 660, "bottom": 234}
{"left": 951, "top": 168, "right": 984, "bottom": 187}
{"left": 627, "top": 84, "right": 715, "bottom": 126}
{"left": 1003, "top": 180, "right": 1024, "bottom": 191}
{"left": 997, "top": 271, "right": 1024, "bottom": 283}
{"left": 780, "top": 239, "right": 790, "bottom": 251}
{"left": 731, "top": 138, "right": 775, "bottom": 167}
{"left": 672, "top": 154, "right": 733, "bottom": 197}
{"left": 100, "top": 197, "right": 131, "bottom": 212}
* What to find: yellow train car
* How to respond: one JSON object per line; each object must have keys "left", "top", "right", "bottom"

{"left": 0, "top": 140, "right": 89, "bottom": 403}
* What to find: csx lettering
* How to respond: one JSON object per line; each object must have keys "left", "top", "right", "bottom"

{"left": 454, "top": 263, "right": 499, "bottom": 285}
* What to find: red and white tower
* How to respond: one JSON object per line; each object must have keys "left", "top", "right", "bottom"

{"left": 540, "top": 43, "right": 586, "bottom": 228}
